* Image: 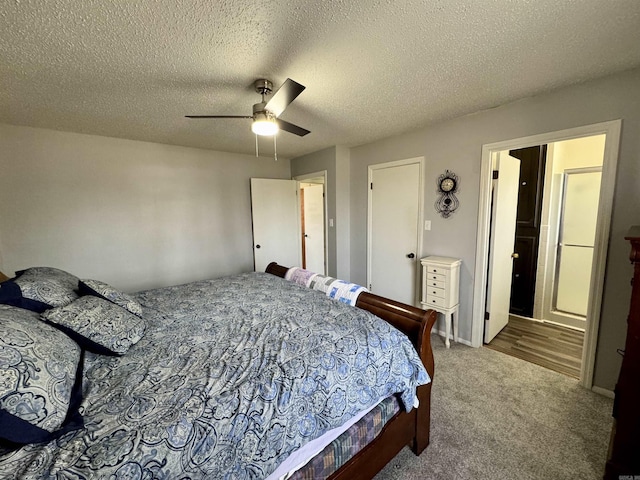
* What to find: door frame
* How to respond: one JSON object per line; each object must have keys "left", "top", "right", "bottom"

{"left": 367, "top": 157, "right": 425, "bottom": 306}
{"left": 294, "top": 170, "right": 328, "bottom": 275}
{"left": 471, "top": 120, "right": 621, "bottom": 389}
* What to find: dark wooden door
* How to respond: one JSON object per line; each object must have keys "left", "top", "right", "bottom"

{"left": 508, "top": 145, "right": 547, "bottom": 317}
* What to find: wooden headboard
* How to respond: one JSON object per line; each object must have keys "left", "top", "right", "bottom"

{"left": 0, "top": 271, "right": 9, "bottom": 282}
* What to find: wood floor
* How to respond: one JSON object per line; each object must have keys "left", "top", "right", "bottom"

{"left": 486, "top": 316, "right": 584, "bottom": 379}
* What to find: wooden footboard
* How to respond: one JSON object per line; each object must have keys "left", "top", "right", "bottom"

{"left": 265, "top": 262, "right": 437, "bottom": 479}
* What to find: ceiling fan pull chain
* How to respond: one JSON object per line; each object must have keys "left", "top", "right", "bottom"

{"left": 274, "top": 135, "right": 278, "bottom": 162}
{"left": 255, "top": 134, "right": 259, "bottom": 157}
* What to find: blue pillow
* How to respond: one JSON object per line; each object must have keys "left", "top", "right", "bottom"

{"left": 42, "top": 296, "right": 146, "bottom": 356}
{"left": 0, "top": 279, "right": 23, "bottom": 307}
{"left": 78, "top": 279, "right": 143, "bottom": 318}
{"left": 0, "top": 267, "right": 80, "bottom": 313}
{"left": 0, "top": 278, "right": 51, "bottom": 312}
{"left": 14, "top": 267, "right": 80, "bottom": 310}
{"left": 0, "top": 305, "right": 84, "bottom": 445}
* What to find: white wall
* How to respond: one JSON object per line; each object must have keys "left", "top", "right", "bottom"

{"left": 0, "top": 124, "right": 291, "bottom": 292}
{"left": 346, "top": 67, "right": 640, "bottom": 390}
{"left": 552, "top": 135, "right": 606, "bottom": 173}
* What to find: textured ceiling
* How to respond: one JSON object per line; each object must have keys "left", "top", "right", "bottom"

{"left": 1, "top": 0, "right": 640, "bottom": 159}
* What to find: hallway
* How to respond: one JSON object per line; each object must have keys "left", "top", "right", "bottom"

{"left": 486, "top": 315, "right": 584, "bottom": 378}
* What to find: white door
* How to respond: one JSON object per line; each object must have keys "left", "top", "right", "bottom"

{"left": 485, "top": 152, "right": 521, "bottom": 343}
{"left": 250, "top": 178, "right": 301, "bottom": 272}
{"left": 369, "top": 161, "right": 421, "bottom": 305}
{"left": 302, "top": 184, "right": 326, "bottom": 274}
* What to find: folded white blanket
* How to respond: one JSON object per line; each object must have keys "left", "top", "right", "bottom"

{"left": 285, "top": 268, "right": 369, "bottom": 307}
{"left": 308, "top": 273, "right": 337, "bottom": 293}
{"left": 285, "top": 267, "right": 318, "bottom": 287}
{"left": 326, "top": 279, "right": 368, "bottom": 306}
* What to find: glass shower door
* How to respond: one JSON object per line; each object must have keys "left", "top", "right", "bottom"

{"left": 553, "top": 167, "right": 602, "bottom": 317}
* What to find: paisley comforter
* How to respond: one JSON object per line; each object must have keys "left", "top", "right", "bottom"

{"left": 0, "top": 272, "right": 429, "bottom": 479}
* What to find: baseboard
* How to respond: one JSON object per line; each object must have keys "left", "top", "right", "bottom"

{"left": 591, "top": 386, "right": 615, "bottom": 399}
{"left": 433, "top": 329, "right": 473, "bottom": 347}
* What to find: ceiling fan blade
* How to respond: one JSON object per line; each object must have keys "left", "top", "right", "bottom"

{"left": 277, "top": 119, "right": 310, "bottom": 137}
{"left": 264, "top": 78, "right": 305, "bottom": 117}
{"left": 185, "top": 115, "right": 252, "bottom": 119}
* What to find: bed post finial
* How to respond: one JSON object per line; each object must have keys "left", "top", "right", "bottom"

{"left": 265, "top": 262, "right": 289, "bottom": 278}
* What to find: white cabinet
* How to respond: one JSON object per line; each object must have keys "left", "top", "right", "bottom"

{"left": 421, "top": 256, "right": 461, "bottom": 348}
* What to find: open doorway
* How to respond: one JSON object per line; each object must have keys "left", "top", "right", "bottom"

{"left": 295, "top": 171, "right": 327, "bottom": 275}
{"left": 485, "top": 137, "right": 605, "bottom": 378}
{"left": 472, "top": 120, "right": 621, "bottom": 390}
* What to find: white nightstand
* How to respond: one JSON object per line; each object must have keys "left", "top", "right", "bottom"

{"left": 420, "top": 256, "right": 461, "bottom": 348}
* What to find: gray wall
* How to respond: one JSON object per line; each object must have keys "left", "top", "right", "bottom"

{"left": 291, "top": 147, "right": 338, "bottom": 277}
{"left": 335, "top": 146, "right": 351, "bottom": 280}
{"left": 3, "top": 67, "right": 639, "bottom": 391}
{"left": 346, "top": 67, "right": 640, "bottom": 390}
{"left": 290, "top": 145, "right": 351, "bottom": 279}
{"left": 0, "top": 124, "right": 291, "bottom": 292}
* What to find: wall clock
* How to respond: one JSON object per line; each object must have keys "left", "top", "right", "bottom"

{"left": 435, "top": 170, "right": 459, "bottom": 218}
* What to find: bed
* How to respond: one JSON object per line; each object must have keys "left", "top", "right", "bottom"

{"left": 0, "top": 263, "right": 436, "bottom": 479}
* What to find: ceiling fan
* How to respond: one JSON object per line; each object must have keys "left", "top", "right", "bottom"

{"left": 186, "top": 78, "right": 310, "bottom": 137}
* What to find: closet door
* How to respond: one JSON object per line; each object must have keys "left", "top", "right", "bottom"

{"left": 250, "top": 178, "right": 301, "bottom": 272}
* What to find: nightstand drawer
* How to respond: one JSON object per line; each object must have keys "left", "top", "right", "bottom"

{"left": 427, "top": 266, "right": 448, "bottom": 276}
{"left": 427, "top": 273, "right": 446, "bottom": 282}
{"left": 428, "top": 279, "right": 446, "bottom": 289}
{"left": 427, "top": 287, "right": 446, "bottom": 299}
{"left": 426, "top": 295, "right": 446, "bottom": 307}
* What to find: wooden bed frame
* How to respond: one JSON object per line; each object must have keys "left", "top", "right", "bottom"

{"left": 265, "top": 262, "right": 437, "bottom": 480}
{"left": 0, "top": 265, "right": 436, "bottom": 478}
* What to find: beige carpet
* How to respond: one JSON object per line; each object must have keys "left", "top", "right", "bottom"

{"left": 375, "top": 335, "right": 613, "bottom": 480}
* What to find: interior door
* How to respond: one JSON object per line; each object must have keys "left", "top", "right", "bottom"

{"left": 369, "top": 162, "right": 420, "bottom": 305}
{"left": 485, "top": 152, "right": 521, "bottom": 343}
{"left": 250, "top": 178, "right": 301, "bottom": 272}
{"left": 508, "top": 145, "right": 547, "bottom": 317}
{"left": 302, "top": 183, "right": 326, "bottom": 274}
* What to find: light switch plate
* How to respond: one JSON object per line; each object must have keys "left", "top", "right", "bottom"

{"left": 424, "top": 220, "right": 431, "bottom": 231}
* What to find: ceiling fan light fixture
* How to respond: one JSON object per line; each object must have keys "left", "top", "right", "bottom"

{"left": 252, "top": 111, "right": 279, "bottom": 136}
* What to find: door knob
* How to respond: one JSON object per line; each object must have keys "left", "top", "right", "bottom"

{"left": 406, "top": 253, "right": 415, "bottom": 259}
{"left": 511, "top": 252, "right": 519, "bottom": 259}
{"left": 256, "top": 245, "right": 261, "bottom": 249}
